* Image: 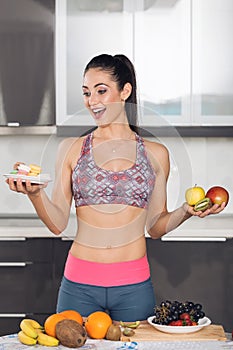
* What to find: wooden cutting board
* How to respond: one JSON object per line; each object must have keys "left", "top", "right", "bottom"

{"left": 122, "top": 324, "right": 227, "bottom": 342}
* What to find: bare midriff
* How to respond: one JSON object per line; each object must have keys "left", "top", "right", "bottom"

{"left": 69, "top": 204, "right": 148, "bottom": 263}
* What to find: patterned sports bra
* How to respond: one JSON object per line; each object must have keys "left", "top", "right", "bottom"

{"left": 72, "top": 132, "right": 156, "bottom": 209}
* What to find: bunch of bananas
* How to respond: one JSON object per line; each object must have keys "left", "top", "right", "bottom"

{"left": 18, "top": 318, "right": 59, "bottom": 346}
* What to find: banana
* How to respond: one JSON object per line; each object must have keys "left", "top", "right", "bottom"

{"left": 20, "top": 319, "right": 38, "bottom": 339}
{"left": 26, "top": 318, "right": 43, "bottom": 329}
{"left": 120, "top": 320, "right": 140, "bottom": 329}
{"left": 34, "top": 328, "right": 44, "bottom": 335}
{"left": 37, "top": 332, "right": 59, "bottom": 347}
{"left": 18, "top": 330, "right": 37, "bottom": 345}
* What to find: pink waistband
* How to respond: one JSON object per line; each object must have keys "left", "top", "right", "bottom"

{"left": 64, "top": 252, "right": 150, "bottom": 287}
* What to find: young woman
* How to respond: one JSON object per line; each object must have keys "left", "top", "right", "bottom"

{"left": 7, "top": 54, "right": 226, "bottom": 322}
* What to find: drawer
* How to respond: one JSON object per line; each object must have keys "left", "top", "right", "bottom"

{"left": 0, "top": 238, "right": 54, "bottom": 262}
{"left": 0, "top": 314, "right": 27, "bottom": 336}
{"left": 0, "top": 313, "right": 51, "bottom": 337}
{"left": 0, "top": 262, "right": 56, "bottom": 313}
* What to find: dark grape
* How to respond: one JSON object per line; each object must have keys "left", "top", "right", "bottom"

{"left": 170, "top": 305, "right": 177, "bottom": 312}
{"left": 172, "top": 313, "right": 179, "bottom": 321}
{"left": 153, "top": 300, "right": 206, "bottom": 326}
{"left": 194, "top": 303, "right": 202, "bottom": 311}
{"left": 167, "top": 316, "right": 173, "bottom": 323}
{"left": 199, "top": 311, "right": 205, "bottom": 318}
{"left": 188, "top": 301, "right": 194, "bottom": 308}
{"left": 160, "top": 301, "right": 167, "bottom": 307}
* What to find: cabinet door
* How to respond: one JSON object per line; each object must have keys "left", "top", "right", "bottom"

{"left": 0, "top": 239, "right": 55, "bottom": 314}
{"left": 0, "top": 314, "right": 52, "bottom": 337}
{"left": 0, "top": 0, "right": 55, "bottom": 126}
{"left": 56, "top": 0, "right": 133, "bottom": 126}
{"left": 0, "top": 238, "right": 53, "bottom": 262}
{"left": 147, "top": 238, "right": 233, "bottom": 332}
{"left": 0, "top": 263, "right": 55, "bottom": 313}
{"left": 56, "top": 0, "right": 233, "bottom": 129}
{"left": 134, "top": 0, "right": 191, "bottom": 127}
{"left": 192, "top": 0, "right": 233, "bottom": 125}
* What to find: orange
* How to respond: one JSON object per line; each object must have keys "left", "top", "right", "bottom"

{"left": 85, "top": 311, "right": 112, "bottom": 339}
{"left": 59, "top": 310, "right": 83, "bottom": 325}
{"left": 44, "top": 313, "right": 66, "bottom": 337}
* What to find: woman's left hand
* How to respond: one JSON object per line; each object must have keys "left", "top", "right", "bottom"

{"left": 183, "top": 202, "right": 226, "bottom": 218}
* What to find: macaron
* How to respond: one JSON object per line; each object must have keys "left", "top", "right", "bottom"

{"left": 17, "top": 164, "right": 31, "bottom": 175}
{"left": 29, "top": 164, "right": 41, "bottom": 176}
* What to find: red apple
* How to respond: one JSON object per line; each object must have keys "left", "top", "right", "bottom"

{"left": 206, "top": 186, "right": 229, "bottom": 206}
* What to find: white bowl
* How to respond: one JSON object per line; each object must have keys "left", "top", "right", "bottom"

{"left": 147, "top": 316, "right": 211, "bottom": 334}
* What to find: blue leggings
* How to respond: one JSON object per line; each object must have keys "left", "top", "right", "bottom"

{"left": 57, "top": 276, "right": 155, "bottom": 321}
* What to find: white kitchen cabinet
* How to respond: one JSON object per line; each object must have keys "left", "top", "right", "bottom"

{"left": 134, "top": 0, "right": 191, "bottom": 127}
{"left": 56, "top": 0, "right": 133, "bottom": 127}
{"left": 56, "top": 0, "right": 233, "bottom": 129}
{"left": 192, "top": 0, "right": 233, "bottom": 125}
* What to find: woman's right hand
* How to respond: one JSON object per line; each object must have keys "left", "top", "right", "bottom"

{"left": 6, "top": 162, "right": 47, "bottom": 196}
{"left": 7, "top": 177, "right": 48, "bottom": 196}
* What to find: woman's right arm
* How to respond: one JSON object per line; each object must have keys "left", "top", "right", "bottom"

{"left": 7, "top": 138, "right": 77, "bottom": 235}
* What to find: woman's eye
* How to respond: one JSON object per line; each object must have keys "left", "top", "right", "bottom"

{"left": 83, "top": 91, "right": 90, "bottom": 97}
{"left": 98, "top": 89, "right": 107, "bottom": 95}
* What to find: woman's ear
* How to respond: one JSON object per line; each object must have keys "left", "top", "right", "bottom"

{"left": 121, "top": 82, "right": 132, "bottom": 101}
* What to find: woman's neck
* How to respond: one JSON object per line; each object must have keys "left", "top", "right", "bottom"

{"left": 93, "top": 124, "right": 135, "bottom": 141}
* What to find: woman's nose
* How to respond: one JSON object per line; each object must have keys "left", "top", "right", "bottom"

{"left": 88, "top": 92, "right": 99, "bottom": 106}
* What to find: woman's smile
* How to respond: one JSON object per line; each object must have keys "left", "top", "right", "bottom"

{"left": 91, "top": 106, "right": 106, "bottom": 120}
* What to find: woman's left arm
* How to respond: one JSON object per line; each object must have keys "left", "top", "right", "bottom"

{"left": 146, "top": 142, "right": 226, "bottom": 239}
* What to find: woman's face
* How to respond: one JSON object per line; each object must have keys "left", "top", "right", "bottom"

{"left": 82, "top": 68, "right": 127, "bottom": 126}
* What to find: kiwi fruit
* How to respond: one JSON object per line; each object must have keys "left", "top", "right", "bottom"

{"left": 56, "top": 319, "right": 87, "bottom": 348}
{"left": 105, "top": 324, "right": 121, "bottom": 341}
{"left": 194, "top": 197, "right": 212, "bottom": 212}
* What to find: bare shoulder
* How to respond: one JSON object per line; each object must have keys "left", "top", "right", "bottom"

{"left": 56, "top": 136, "right": 86, "bottom": 167}
{"left": 58, "top": 136, "right": 84, "bottom": 151}
{"left": 143, "top": 138, "right": 170, "bottom": 176}
{"left": 143, "top": 138, "right": 169, "bottom": 160}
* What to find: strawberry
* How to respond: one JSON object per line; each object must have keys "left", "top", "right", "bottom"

{"left": 180, "top": 313, "right": 191, "bottom": 320}
{"left": 173, "top": 320, "right": 183, "bottom": 326}
{"left": 184, "top": 319, "right": 193, "bottom": 326}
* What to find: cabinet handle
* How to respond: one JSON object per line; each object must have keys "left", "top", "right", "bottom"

{"left": 0, "top": 262, "right": 29, "bottom": 267}
{"left": 0, "top": 313, "right": 26, "bottom": 318}
{"left": 61, "top": 237, "right": 73, "bottom": 241}
{"left": 0, "top": 237, "right": 26, "bottom": 241}
{"left": 161, "top": 237, "right": 227, "bottom": 242}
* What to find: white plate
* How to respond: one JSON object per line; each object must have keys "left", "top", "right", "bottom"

{"left": 3, "top": 173, "right": 52, "bottom": 185}
{"left": 147, "top": 316, "right": 211, "bottom": 334}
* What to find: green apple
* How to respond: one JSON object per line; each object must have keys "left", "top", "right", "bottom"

{"left": 185, "top": 185, "right": 205, "bottom": 206}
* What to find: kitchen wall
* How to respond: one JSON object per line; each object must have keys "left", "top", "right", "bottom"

{"left": 1, "top": 134, "right": 233, "bottom": 215}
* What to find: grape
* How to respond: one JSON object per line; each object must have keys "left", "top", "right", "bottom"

{"left": 170, "top": 305, "right": 177, "bottom": 313}
{"left": 194, "top": 303, "right": 202, "bottom": 311}
{"left": 160, "top": 301, "right": 167, "bottom": 307}
{"left": 153, "top": 300, "right": 206, "bottom": 326}
{"left": 188, "top": 301, "right": 194, "bottom": 308}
